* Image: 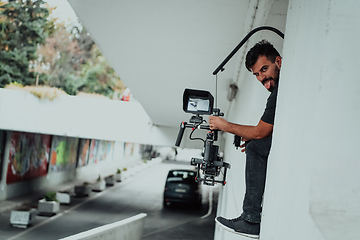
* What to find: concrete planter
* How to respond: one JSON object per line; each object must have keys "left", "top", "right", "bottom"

{"left": 38, "top": 199, "right": 60, "bottom": 216}
{"left": 56, "top": 192, "right": 71, "bottom": 204}
{"left": 74, "top": 184, "right": 91, "bottom": 197}
{"left": 105, "top": 175, "right": 115, "bottom": 186}
{"left": 115, "top": 173, "right": 122, "bottom": 182}
{"left": 10, "top": 208, "right": 37, "bottom": 228}
{"left": 92, "top": 180, "right": 106, "bottom": 192}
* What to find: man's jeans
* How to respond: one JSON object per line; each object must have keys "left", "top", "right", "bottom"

{"left": 240, "top": 135, "right": 272, "bottom": 223}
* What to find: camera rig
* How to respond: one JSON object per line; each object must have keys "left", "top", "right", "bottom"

{"left": 173, "top": 26, "right": 285, "bottom": 186}
{"left": 175, "top": 89, "right": 231, "bottom": 186}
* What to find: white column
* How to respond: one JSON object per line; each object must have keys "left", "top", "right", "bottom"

{"left": 262, "top": 0, "right": 360, "bottom": 239}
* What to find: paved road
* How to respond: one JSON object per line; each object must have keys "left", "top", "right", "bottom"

{"left": 0, "top": 160, "right": 219, "bottom": 240}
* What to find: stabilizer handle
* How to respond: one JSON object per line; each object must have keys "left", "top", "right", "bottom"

{"left": 175, "top": 122, "right": 186, "bottom": 147}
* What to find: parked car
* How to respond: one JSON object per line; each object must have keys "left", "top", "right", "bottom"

{"left": 163, "top": 169, "right": 202, "bottom": 207}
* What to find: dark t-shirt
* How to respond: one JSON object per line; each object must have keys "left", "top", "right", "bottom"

{"left": 261, "top": 84, "right": 278, "bottom": 125}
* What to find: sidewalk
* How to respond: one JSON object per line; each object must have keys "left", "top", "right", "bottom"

{"left": 0, "top": 158, "right": 163, "bottom": 214}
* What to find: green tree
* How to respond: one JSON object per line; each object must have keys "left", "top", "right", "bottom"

{"left": 70, "top": 27, "right": 124, "bottom": 98}
{"left": 2, "top": 1, "right": 125, "bottom": 98}
{"left": 32, "top": 21, "right": 124, "bottom": 97}
{"left": 74, "top": 44, "right": 124, "bottom": 98}
{"left": 31, "top": 22, "right": 92, "bottom": 92}
{"left": 0, "top": 0, "right": 51, "bottom": 87}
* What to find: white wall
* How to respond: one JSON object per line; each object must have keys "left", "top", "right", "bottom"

{"left": 0, "top": 135, "right": 143, "bottom": 200}
{"left": 0, "top": 88, "right": 187, "bottom": 147}
{"left": 0, "top": 88, "right": 204, "bottom": 149}
{"left": 262, "top": 0, "right": 360, "bottom": 239}
{"left": 59, "top": 213, "right": 147, "bottom": 240}
{"left": 216, "top": 0, "right": 360, "bottom": 240}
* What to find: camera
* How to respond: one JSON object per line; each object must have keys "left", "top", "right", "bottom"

{"left": 175, "top": 89, "right": 231, "bottom": 186}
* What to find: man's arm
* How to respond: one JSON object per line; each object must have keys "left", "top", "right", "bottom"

{"left": 208, "top": 116, "right": 273, "bottom": 140}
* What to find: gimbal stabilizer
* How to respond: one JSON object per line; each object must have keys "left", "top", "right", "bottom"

{"left": 175, "top": 89, "right": 231, "bottom": 186}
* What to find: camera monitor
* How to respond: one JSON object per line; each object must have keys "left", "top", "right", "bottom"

{"left": 183, "top": 89, "right": 214, "bottom": 115}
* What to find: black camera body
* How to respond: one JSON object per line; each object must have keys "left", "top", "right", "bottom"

{"left": 175, "top": 89, "right": 231, "bottom": 186}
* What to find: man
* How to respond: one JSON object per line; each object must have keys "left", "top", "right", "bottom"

{"left": 209, "top": 40, "right": 281, "bottom": 239}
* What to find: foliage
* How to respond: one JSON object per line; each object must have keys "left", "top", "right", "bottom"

{"left": 6, "top": 81, "right": 23, "bottom": 88}
{"left": 0, "top": 0, "right": 51, "bottom": 87}
{"left": 44, "top": 191, "right": 58, "bottom": 202}
{"left": 30, "top": 18, "right": 124, "bottom": 97}
{"left": 5, "top": 82, "right": 66, "bottom": 100}
{"left": 76, "top": 44, "right": 124, "bottom": 98}
{"left": 30, "top": 22, "right": 90, "bottom": 93}
{"left": 116, "top": 168, "right": 121, "bottom": 174}
{"left": 0, "top": 0, "right": 124, "bottom": 98}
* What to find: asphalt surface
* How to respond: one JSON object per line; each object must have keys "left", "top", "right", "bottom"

{"left": 0, "top": 160, "right": 219, "bottom": 240}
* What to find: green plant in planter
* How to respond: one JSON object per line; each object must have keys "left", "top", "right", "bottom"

{"left": 117, "top": 169, "right": 121, "bottom": 174}
{"left": 122, "top": 167, "right": 127, "bottom": 171}
{"left": 44, "top": 192, "right": 58, "bottom": 202}
{"left": 97, "top": 175, "right": 101, "bottom": 182}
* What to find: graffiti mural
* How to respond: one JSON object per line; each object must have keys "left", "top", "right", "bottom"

{"left": 108, "top": 141, "right": 114, "bottom": 161}
{"left": 49, "top": 136, "right": 79, "bottom": 172}
{"left": 0, "top": 130, "right": 5, "bottom": 180}
{"left": 97, "top": 140, "right": 114, "bottom": 162}
{"left": 6, "top": 132, "right": 51, "bottom": 184}
{"left": 88, "top": 139, "right": 99, "bottom": 164}
{"left": 124, "top": 142, "right": 134, "bottom": 158}
{"left": 77, "top": 139, "right": 90, "bottom": 167}
{"left": 97, "top": 140, "right": 106, "bottom": 162}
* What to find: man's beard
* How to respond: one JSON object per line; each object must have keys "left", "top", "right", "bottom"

{"left": 261, "top": 69, "right": 280, "bottom": 92}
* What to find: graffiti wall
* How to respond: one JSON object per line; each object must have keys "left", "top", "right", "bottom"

{"left": 97, "top": 140, "right": 114, "bottom": 162}
{"left": 49, "top": 136, "right": 79, "bottom": 172}
{"left": 4, "top": 130, "right": 118, "bottom": 184}
{"left": 88, "top": 139, "right": 99, "bottom": 164}
{"left": 108, "top": 141, "right": 114, "bottom": 161}
{"left": 124, "top": 142, "right": 134, "bottom": 158}
{"left": 77, "top": 139, "right": 90, "bottom": 167}
{"left": 0, "top": 131, "right": 5, "bottom": 181}
{"left": 6, "top": 132, "right": 51, "bottom": 184}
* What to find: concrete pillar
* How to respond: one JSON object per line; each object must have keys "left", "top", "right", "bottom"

{"left": 261, "top": 0, "right": 360, "bottom": 239}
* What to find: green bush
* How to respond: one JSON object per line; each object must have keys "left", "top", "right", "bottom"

{"left": 44, "top": 191, "right": 57, "bottom": 202}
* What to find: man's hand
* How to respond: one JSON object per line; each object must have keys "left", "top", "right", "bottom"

{"left": 239, "top": 138, "right": 249, "bottom": 153}
{"left": 209, "top": 116, "right": 229, "bottom": 131}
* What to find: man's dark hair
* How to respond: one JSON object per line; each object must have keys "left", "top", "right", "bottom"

{"left": 245, "top": 40, "right": 281, "bottom": 72}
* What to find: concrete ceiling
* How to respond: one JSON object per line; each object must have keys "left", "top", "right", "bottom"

{"left": 67, "top": 0, "right": 286, "bottom": 128}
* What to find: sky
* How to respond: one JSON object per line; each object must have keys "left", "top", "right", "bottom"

{"left": 45, "top": 0, "right": 80, "bottom": 27}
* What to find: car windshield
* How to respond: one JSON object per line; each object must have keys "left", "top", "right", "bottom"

{"left": 167, "top": 170, "right": 196, "bottom": 183}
